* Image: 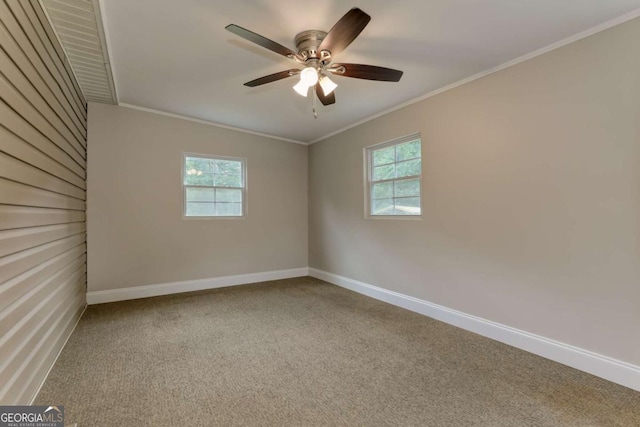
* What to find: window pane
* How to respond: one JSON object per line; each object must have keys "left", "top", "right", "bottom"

{"left": 215, "top": 159, "right": 242, "bottom": 175}
{"left": 367, "top": 135, "right": 422, "bottom": 217}
{"left": 371, "top": 198, "right": 394, "bottom": 215}
{"left": 395, "top": 159, "right": 421, "bottom": 178}
{"left": 373, "top": 146, "right": 395, "bottom": 166}
{"left": 184, "top": 155, "right": 245, "bottom": 217}
{"left": 216, "top": 202, "right": 242, "bottom": 216}
{"left": 186, "top": 187, "right": 215, "bottom": 202}
{"left": 372, "top": 182, "right": 393, "bottom": 199}
{"left": 396, "top": 140, "right": 421, "bottom": 161}
{"left": 185, "top": 157, "right": 214, "bottom": 173}
{"left": 185, "top": 173, "right": 215, "bottom": 186}
{"left": 216, "top": 188, "right": 242, "bottom": 202}
{"left": 184, "top": 158, "right": 215, "bottom": 185}
{"left": 214, "top": 174, "right": 242, "bottom": 187}
{"left": 184, "top": 157, "right": 214, "bottom": 185}
{"left": 394, "top": 197, "right": 421, "bottom": 215}
{"left": 394, "top": 179, "right": 420, "bottom": 198}
{"left": 185, "top": 202, "right": 216, "bottom": 216}
{"left": 373, "top": 164, "right": 395, "bottom": 181}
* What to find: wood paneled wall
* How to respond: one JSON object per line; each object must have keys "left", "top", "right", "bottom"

{"left": 1, "top": 0, "right": 87, "bottom": 404}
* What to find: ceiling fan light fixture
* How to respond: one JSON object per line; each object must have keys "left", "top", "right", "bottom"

{"left": 300, "top": 67, "right": 319, "bottom": 86}
{"left": 319, "top": 75, "right": 337, "bottom": 96}
{"left": 227, "top": 8, "right": 402, "bottom": 111}
{"left": 293, "top": 80, "right": 310, "bottom": 97}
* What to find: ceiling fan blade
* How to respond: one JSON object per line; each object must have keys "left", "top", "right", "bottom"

{"left": 329, "top": 64, "right": 403, "bottom": 82}
{"left": 244, "top": 69, "right": 300, "bottom": 87}
{"left": 226, "top": 24, "right": 300, "bottom": 60}
{"left": 318, "top": 8, "right": 371, "bottom": 57}
{"left": 315, "top": 84, "right": 335, "bottom": 106}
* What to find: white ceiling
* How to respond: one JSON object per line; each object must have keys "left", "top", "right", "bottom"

{"left": 100, "top": 0, "right": 640, "bottom": 143}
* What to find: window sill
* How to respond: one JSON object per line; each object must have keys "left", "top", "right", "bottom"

{"left": 365, "top": 215, "right": 422, "bottom": 220}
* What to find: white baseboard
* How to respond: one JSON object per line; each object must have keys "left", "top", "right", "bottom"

{"left": 309, "top": 268, "right": 640, "bottom": 392}
{"left": 86, "top": 267, "right": 309, "bottom": 305}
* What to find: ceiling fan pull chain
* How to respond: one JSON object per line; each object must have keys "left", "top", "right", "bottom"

{"left": 313, "top": 91, "right": 318, "bottom": 119}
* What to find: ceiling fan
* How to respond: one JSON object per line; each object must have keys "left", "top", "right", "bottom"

{"left": 225, "top": 8, "right": 403, "bottom": 115}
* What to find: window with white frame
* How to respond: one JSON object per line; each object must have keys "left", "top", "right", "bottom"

{"left": 366, "top": 134, "right": 422, "bottom": 217}
{"left": 183, "top": 154, "right": 246, "bottom": 217}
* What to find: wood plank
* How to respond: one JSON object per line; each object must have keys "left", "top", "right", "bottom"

{"left": 87, "top": 96, "right": 112, "bottom": 103}
{"left": 57, "top": 27, "right": 100, "bottom": 45}
{"left": 0, "top": 178, "right": 85, "bottom": 210}
{"left": 79, "top": 83, "right": 110, "bottom": 94}
{"left": 47, "top": 17, "right": 96, "bottom": 36}
{"left": 0, "top": 234, "right": 85, "bottom": 284}
{"left": 72, "top": 72, "right": 108, "bottom": 85}
{"left": 9, "top": 0, "right": 87, "bottom": 114}
{"left": 0, "top": 247, "right": 85, "bottom": 312}
{"left": 45, "top": 6, "right": 95, "bottom": 27}
{"left": 43, "top": 0, "right": 95, "bottom": 19}
{"left": 0, "top": 222, "right": 85, "bottom": 258}
{"left": 62, "top": 41, "right": 102, "bottom": 57}
{"left": 0, "top": 281, "right": 84, "bottom": 401}
{"left": 1, "top": 1, "right": 86, "bottom": 122}
{"left": 0, "top": 256, "right": 85, "bottom": 338}
{"left": 77, "top": 78, "right": 109, "bottom": 90}
{"left": 82, "top": 85, "right": 110, "bottom": 94}
{"left": 0, "top": 20, "right": 87, "bottom": 136}
{"left": 73, "top": 64, "right": 108, "bottom": 77}
{"left": 64, "top": 46, "right": 101, "bottom": 58}
{"left": 0, "top": 205, "right": 85, "bottom": 230}
{"left": 0, "top": 150, "right": 85, "bottom": 199}
{"left": 66, "top": 52, "right": 104, "bottom": 67}
{"left": 58, "top": 33, "right": 101, "bottom": 50}
{"left": 23, "top": 0, "right": 87, "bottom": 108}
{"left": 0, "top": 0, "right": 87, "bottom": 407}
{"left": 0, "top": 69, "right": 86, "bottom": 159}
{"left": 18, "top": 1, "right": 87, "bottom": 135}
{"left": 0, "top": 125, "right": 85, "bottom": 189}
{"left": 0, "top": 78, "right": 86, "bottom": 166}
{"left": 0, "top": 103, "right": 85, "bottom": 178}
{"left": 16, "top": 299, "right": 84, "bottom": 404}
{"left": 30, "top": 0, "right": 66, "bottom": 64}
{"left": 0, "top": 62, "right": 86, "bottom": 153}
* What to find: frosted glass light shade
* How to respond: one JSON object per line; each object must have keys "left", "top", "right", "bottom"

{"left": 293, "top": 80, "right": 309, "bottom": 97}
{"left": 300, "top": 67, "right": 318, "bottom": 86}
{"left": 319, "top": 76, "right": 337, "bottom": 95}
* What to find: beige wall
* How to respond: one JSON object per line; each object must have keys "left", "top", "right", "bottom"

{"left": 0, "top": 1, "right": 87, "bottom": 404}
{"left": 309, "top": 18, "right": 640, "bottom": 365}
{"left": 87, "top": 104, "right": 308, "bottom": 292}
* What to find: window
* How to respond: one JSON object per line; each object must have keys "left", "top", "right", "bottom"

{"left": 183, "top": 154, "right": 246, "bottom": 217}
{"left": 366, "top": 134, "right": 422, "bottom": 217}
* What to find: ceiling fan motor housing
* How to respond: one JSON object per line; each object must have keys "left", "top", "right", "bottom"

{"left": 295, "top": 30, "right": 329, "bottom": 64}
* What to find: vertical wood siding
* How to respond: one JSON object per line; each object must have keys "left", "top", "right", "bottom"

{"left": 0, "top": 0, "right": 86, "bottom": 404}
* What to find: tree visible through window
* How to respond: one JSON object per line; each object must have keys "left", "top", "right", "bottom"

{"left": 366, "top": 134, "right": 422, "bottom": 216}
{"left": 183, "top": 154, "right": 246, "bottom": 217}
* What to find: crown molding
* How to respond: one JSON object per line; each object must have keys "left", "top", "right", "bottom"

{"left": 309, "top": 8, "right": 640, "bottom": 144}
{"left": 117, "top": 103, "right": 308, "bottom": 145}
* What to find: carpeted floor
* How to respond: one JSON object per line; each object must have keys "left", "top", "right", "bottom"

{"left": 36, "top": 277, "right": 640, "bottom": 426}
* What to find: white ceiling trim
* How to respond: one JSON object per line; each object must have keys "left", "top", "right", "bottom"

{"left": 309, "top": 7, "right": 640, "bottom": 144}
{"left": 117, "top": 103, "right": 307, "bottom": 145}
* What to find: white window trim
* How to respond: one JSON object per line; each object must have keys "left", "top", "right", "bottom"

{"left": 182, "top": 152, "right": 247, "bottom": 219}
{"left": 364, "top": 132, "right": 423, "bottom": 220}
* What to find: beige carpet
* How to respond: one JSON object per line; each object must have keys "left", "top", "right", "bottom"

{"left": 36, "top": 277, "right": 640, "bottom": 426}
